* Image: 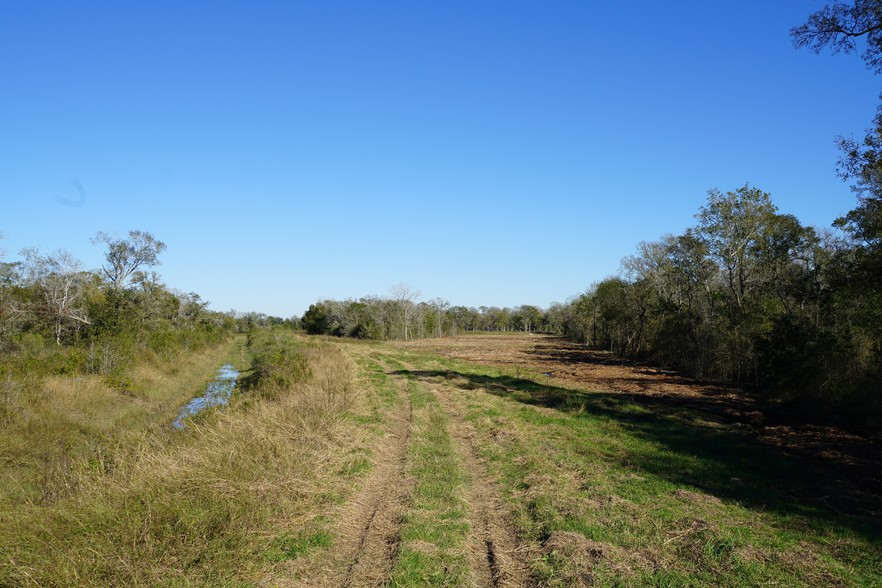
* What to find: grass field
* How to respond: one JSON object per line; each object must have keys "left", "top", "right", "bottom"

{"left": 387, "top": 341, "right": 881, "bottom": 586}
{"left": 2, "top": 332, "right": 879, "bottom": 586}
{"left": 0, "top": 335, "right": 249, "bottom": 504}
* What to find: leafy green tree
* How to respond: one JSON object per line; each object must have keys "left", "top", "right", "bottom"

{"left": 428, "top": 298, "right": 450, "bottom": 337}
{"left": 563, "top": 293, "right": 596, "bottom": 345}
{"left": 695, "top": 186, "right": 800, "bottom": 381}
{"left": 794, "top": 1, "right": 882, "bottom": 416}
{"left": 589, "top": 278, "right": 640, "bottom": 355}
{"left": 836, "top": 105, "right": 882, "bottom": 248}
{"left": 301, "top": 302, "right": 332, "bottom": 335}
{"left": 481, "top": 306, "right": 511, "bottom": 332}
{"left": 541, "top": 302, "right": 567, "bottom": 334}
{"left": 696, "top": 185, "right": 778, "bottom": 310}
{"left": 448, "top": 305, "right": 479, "bottom": 333}
{"left": 516, "top": 305, "right": 543, "bottom": 333}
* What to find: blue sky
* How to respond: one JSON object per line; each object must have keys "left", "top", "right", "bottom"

{"left": 1, "top": 1, "right": 879, "bottom": 317}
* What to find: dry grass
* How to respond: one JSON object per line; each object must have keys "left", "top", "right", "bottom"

{"left": 0, "top": 338, "right": 248, "bottom": 504}
{"left": 0, "top": 333, "right": 364, "bottom": 587}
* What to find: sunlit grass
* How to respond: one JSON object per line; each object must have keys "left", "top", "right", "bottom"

{"left": 388, "top": 377, "right": 470, "bottom": 587}
{"left": 392, "top": 348, "right": 882, "bottom": 587}
{"left": 0, "top": 337, "right": 247, "bottom": 503}
{"left": 4, "top": 335, "right": 879, "bottom": 586}
{"left": 0, "top": 332, "right": 361, "bottom": 586}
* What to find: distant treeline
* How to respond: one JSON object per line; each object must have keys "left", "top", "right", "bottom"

{"left": 0, "top": 230, "right": 281, "bottom": 393}
{"left": 300, "top": 286, "right": 547, "bottom": 341}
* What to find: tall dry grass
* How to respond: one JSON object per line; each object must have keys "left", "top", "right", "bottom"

{"left": 0, "top": 334, "right": 358, "bottom": 587}
{"left": 0, "top": 338, "right": 247, "bottom": 504}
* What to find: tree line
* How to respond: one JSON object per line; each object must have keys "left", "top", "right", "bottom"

{"left": 300, "top": 284, "right": 548, "bottom": 340}
{"left": 302, "top": 171, "right": 878, "bottom": 422}
{"left": 555, "top": 3, "right": 882, "bottom": 422}
{"left": 555, "top": 184, "right": 879, "bottom": 414}
{"left": 0, "top": 230, "right": 248, "bottom": 392}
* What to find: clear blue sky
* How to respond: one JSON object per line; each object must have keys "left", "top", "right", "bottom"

{"left": 1, "top": 1, "right": 878, "bottom": 317}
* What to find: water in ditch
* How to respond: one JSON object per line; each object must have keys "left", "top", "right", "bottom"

{"left": 173, "top": 364, "right": 240, "bottom": 429}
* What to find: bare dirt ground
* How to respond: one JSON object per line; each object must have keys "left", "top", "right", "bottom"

{"left": 401, "top": 333, "right": 882, "bottom": 525}
{"left": 402, "top": 333, "right": 728, "bottom": 397}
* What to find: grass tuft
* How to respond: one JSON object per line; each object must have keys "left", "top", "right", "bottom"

{"left": 266, "top": 530, "right": 334, "bottom": 562}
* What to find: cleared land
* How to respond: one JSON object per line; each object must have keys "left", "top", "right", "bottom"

{"left": 402, "top": 333, "right": 882, "bottom": 524}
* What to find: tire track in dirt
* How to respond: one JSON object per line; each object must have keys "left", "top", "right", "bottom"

{"left": 419, "top": 376, "right": 533, "bottom": 588}
{"left": 333, "top": 360, "right": 414, "bottom": 588}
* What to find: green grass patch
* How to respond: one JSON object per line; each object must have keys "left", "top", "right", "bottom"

{"left": 390, "top": 348, "right": 882, "bottom": 587}
{"left": 337, "top": 448, "right": 374, "bottom": 477}
{"left": 266, "top": 529, "right": 334, "bottom": 562}
{"left": 387, "top": 376, "right": 471, "bottom": 586}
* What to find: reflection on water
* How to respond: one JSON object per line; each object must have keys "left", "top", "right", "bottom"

{"left": 173, "top": 364, "right": 239, "bottom": 429}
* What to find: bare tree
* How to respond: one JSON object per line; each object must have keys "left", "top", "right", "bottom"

{"left": 390, "top": 283, "right": 420, "bottom": 340}
{"left": 428, "top": 297, "right": 450, "bottom": 337}
{"left": 92, "top": 230, "right": 166, "bottom": 289}
{"left": 21, "top": 248, "right": 91, "bottom": 344}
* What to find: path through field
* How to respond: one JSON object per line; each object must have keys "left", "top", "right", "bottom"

{"left": 318, "top": 350, "right": 531, "bottom": 587}
{"left": 267, "top": 333, "right": 881, "bottom": 587}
